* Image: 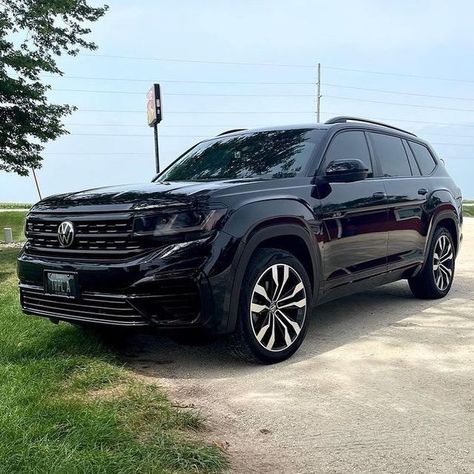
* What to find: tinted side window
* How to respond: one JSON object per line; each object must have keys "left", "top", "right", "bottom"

{"left": 323, "top": 131, "right": 373, "bottom": 176}
{"left": 409, "top": 141, "right": 436, "bottom": 175}
{"left": 369, "top": 133, "right": 411, "bottom": 177}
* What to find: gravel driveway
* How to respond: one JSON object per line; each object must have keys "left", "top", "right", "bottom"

{"left": 125, "top": 218, "right": 474, "bottom": 473}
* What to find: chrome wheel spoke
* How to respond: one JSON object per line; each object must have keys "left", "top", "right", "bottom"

{"left": 251, "top": 302, "right": 268, "bottom": 314}
{"left": 254, "top": 284, "right": 271, "bottom": 303}
{"left": 440, "top": 253, "right": 453, "bottom": 264}
{"left": 256, "top": 316, "right": 271, "bottom": 342}
{"left": 439, "top": 263, "right": 452, "bottom": 277}
{"left": 276, "top": 309, "right": 301, "bottom": 336}
{"left": 275, "top": 313, "right": 292, "bottom": 347}
{"left": 278, "top": 282, "right": 304, "bottom": 304}
{"left": 272, "top": 266, "right": 279, "bottom": 297}
{"left": 274, "top": 265, "right": 289, "bottom": 301}
{"left": 266, "top": 315, "right": 276, "bottom": 350}
{"left": 279, "top": 298, "right": 306, "bottom": 310}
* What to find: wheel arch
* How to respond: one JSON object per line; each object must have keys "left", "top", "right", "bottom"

{"left": 224, "top": 219, "right": 321, "bottom": 333}
{"left": 413, "top": 206, "right": 461, "bottom": 278}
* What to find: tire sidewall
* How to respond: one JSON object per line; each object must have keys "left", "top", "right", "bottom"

{"left": 238, "top": 248, "right": 312, "bottom": 363}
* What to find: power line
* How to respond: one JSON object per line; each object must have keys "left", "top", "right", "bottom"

{"left": 323, "top": 83, "right": 474, "bottom": 102}
{"left": 77, "top": 53, "right": 474, "bottom": 84}
{"left": 43, "top": 74, "right": 315, "bottom": 85}
{"left": 325, "top": 95, "right": 474, "bottom": 113}
{"left": 324, "top": 65, "right": 474, "bottom": 84}
{"left": 64, "top": 123, "right": 251, "bottom": 128}
{"left": 77, "top": 108, "right": 315, "bottom": 114}
{"left": 78, "top": 53, "right": 315, "bottom": 68}
{"left": 320, "top": 110, "right": 474, "bottom": 129}
{"left": 431, "top": 142, "right": 474, "bottom": 147}
{"left": 67, "top": 133, "right": 207, "bottom": 138}
{"left": 52, "top": 87, "right": 314, "bottom": 98}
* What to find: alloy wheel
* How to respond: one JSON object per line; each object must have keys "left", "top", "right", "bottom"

{"left": 249, "top": 263, "right": 307, "bottom": 352}
{"left": 433, "top": 234, "right": 454, "bottom": 291}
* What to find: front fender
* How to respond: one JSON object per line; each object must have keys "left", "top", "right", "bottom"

{"left": 215, "top": 199, "right": 322, "bottom": 333}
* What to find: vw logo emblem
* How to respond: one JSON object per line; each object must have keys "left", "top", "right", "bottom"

{"left": 57, "top": 221, "right": 75, "bottom": 248}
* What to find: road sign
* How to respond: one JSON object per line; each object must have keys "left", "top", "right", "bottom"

{"left": 147, "top": 84, "right": 162, "bottom": 126}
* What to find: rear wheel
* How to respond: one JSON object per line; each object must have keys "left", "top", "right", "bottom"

{"left": 228, "top": 248, "right": 311, "bottom": 364}
{"left": 409, "top": 226, "right": 455, "bottom": 299}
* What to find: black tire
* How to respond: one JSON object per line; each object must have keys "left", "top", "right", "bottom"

{"left": 408, "top": 226, "right": 455, "bottom": 299}
{"left": 228, "top": 248, "right": 312, "bottom": 364}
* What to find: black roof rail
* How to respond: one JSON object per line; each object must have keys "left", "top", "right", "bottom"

{"left": 216, "top": 128, "right": 247, "bottom": 136}
{"left": 325, "top": 116, "right": 416, "bottom": 137}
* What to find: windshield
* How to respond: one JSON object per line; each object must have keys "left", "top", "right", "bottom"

{"left": 157, "top": 128, "right": 323, "bottom": 181}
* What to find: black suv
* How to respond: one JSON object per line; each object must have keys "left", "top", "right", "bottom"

{"left": 18, "top": 117, "right": 463, "bottom": 363}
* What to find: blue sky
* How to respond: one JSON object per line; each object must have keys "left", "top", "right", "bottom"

{"left": 2, "top": 0, "right": 474, "bottom": 201}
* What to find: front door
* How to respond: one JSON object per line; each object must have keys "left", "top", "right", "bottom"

{"left": 315, "top": 130, "right": 388, "bottom": 290}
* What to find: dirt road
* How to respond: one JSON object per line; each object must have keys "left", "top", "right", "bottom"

{"left": 127, "top": 219, "right": 474, "bottom": 473}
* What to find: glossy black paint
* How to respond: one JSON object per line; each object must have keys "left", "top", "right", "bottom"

{"left": 17, "top": 122, "right": 463, "bottom": 333}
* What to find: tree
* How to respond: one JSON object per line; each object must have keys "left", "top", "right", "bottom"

{"left": 0, "top": 0, "right": 108, "bottom": 175}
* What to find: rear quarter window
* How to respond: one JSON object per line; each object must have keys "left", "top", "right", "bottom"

{"left": 408, "top": 141, "right": 437, "bottom": 175}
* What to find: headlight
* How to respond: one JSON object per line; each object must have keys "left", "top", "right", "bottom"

{"left": 133, "top": 208, "right": 227, "bottom": 238}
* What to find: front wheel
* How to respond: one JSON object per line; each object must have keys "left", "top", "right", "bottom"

{"left": 409, "top": 226, "right": 455, "bottom": 299}
{"left": 228, "top": 248, "right": 311, "bottom": 364}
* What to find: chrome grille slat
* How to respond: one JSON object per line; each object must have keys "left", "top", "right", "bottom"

{"left": 20, "top": 287, "right": 147, "bottom": 326}
{"left": 25, "top": 213, "right": 144, "bottom": 259}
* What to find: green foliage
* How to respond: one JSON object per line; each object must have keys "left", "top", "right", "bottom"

{"left": 0, "top": 0, "right": 108, "bottom": 175}
{"left": 0, "top": 249, "right": 226, "bottom": 473}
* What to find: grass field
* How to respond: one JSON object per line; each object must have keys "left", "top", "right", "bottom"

{"left": 463, "top": 201, "right": 474, "bottom": 217}
{"left": 0, "top": 202, "right": 32, "bottom": 209}
{"left": 0, "top": 250, "right": 226, "bottom": 474}
{"left": 0, "top": 211, "right": 27, "bottom": 241}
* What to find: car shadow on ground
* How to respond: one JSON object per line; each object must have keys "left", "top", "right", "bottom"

{"left": 87, "top": 275, "right": 469, "bottom": 380}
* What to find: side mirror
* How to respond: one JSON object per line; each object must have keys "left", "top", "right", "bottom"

{"left": 324, "top": 159, "right": 369, "bottom": 183}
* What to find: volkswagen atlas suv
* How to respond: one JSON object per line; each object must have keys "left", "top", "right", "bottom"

{"left": 17, "top": 117, "right": 463, "bottom": 363}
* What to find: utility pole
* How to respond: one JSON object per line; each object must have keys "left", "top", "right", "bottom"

{"left": 316, "top": 62, "right": 321, "bottom": 123}
{"left": 31, "top": 168, "right": 42, "bottom": 200}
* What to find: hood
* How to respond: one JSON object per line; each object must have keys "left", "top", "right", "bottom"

{"left": 30, "top": 180, "right": 249, "bottom": 213}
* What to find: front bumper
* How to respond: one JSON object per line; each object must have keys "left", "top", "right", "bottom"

{"left": 17, "top": 231, "right": 238, "bottom": 331}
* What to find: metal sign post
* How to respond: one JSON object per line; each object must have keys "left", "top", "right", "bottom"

{"left": 147, "top": 84, "right": 163, "bottom": 173}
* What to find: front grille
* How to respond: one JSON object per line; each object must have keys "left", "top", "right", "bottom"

{"left": 25, "top": 213, "right": 144, "bottom": 259}
{"left": 20, "top": 285, "right": 147, "bottom": 326}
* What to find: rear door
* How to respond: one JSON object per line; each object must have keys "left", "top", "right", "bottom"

{"left": 367, "top": 132, "right": 430, "bottom": 271}
{"left": 315, "top": 130, "right": 388, "bottom": 290}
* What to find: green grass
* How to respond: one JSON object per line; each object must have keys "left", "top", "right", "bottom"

{"left": 463, "top": 206, "right": 474, "bottom": 217}
{"left": 0, "top": 202, "right": 32, "bottom": 209}
{"left": 0, "top": 250, "right": 226, "bottom": 474}
{"left": 463, "top": 200, "right": 474, "bottom": 217}
{"left": 0, "top": 211, "right": 27, "bottom": 242}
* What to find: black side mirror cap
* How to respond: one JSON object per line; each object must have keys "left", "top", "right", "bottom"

{"left": 324, "top": 159, "right": 369, "bottom": 183}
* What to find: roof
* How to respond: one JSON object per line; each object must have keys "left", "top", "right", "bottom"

{"left": 214, "top": 117, "right": 417, "bottom": 139}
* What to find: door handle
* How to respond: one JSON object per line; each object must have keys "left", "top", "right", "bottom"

{"left": 372, "top": 191, "right": 387, "bottom": 199}
{"left": 418, "top": 188, "right": 428, "bottom": 196}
